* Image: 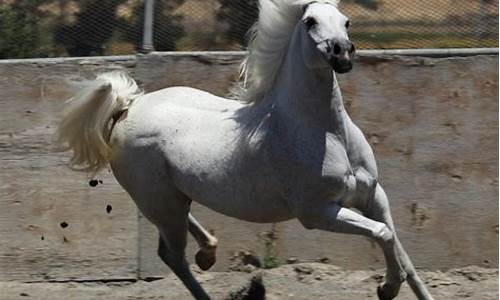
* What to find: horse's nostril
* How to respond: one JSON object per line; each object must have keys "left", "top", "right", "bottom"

{"left": 333, "top": 43, "right": 341, "bottom": 55}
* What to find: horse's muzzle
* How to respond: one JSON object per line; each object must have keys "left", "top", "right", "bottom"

{"left": 331, "top": 57, "right": 353, "bottom": 73}
{"left": 328, "top": 39, "right": 355, "bottom": 74}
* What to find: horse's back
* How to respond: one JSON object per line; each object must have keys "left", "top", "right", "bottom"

{"left": 142, "top": 86, "right": 243, "bottom": 112}
{"left": 113, "top": 85, "right": 243, "bottom": 159}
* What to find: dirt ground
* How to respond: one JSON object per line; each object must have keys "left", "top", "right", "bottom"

{"left": 1, "top": 263, "right": 497, "bottom": 300}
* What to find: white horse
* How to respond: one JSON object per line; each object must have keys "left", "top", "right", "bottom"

{"left": 58, "top": 0, "right": 434, "bottom": 299}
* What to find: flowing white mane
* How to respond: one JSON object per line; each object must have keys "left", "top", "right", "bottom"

{"left": 235, "top": 0, "right": 340, "bottom": 103}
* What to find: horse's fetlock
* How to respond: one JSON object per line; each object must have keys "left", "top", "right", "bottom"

{"left": 206, "top": 236, "right": 218, "bottom": 249}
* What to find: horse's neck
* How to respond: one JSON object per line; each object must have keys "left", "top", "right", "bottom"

{"left": 265, "top": 43, "right": 348, "bottom": 135}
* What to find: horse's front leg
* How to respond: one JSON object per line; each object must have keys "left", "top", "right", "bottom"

{"left": 360, "top": 184, "right": 434, "bottom": 300}
{"left": 297, "top": 202, "right": 403, "bottom": 300}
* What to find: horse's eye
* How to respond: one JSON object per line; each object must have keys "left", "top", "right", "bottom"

{"left": 304, "top": 17, "right": 317, "bottom": 29}
{"left": 345, "top": 20, "right": 350, "bottom": 29}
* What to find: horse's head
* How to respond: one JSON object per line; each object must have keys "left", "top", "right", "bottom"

{"left": 300, "top": 1, "right": 355, "bottom": 73}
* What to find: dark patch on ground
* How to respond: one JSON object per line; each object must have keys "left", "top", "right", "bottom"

{"left": 226, "top": 274, "right": 265, "bottom": 300}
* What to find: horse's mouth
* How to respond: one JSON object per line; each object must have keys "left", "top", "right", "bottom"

{"left": 330, "top": 58, "right": 353, "bottom": 74}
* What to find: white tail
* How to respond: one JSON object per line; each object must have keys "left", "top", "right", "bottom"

{"left": 57, "top": 71, "right": 143, "bottom": 174}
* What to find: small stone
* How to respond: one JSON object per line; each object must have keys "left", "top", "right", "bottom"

{"left": 242, "top": 252, "right": 261, "bottom": 268}
{"left": 294, "top": 265, "right": 313, "bottom": 275}
{"left": 286, "top": 257, "right": 298, "bottom": 264}
{"left": 371, "top": 274, "right": 384, "bottom": 283}
{"left": 316, "top": 256, "right": 330, "bottom": 263}
{"left": 106, "top": 204, "right": 112, "bottom": 214}
{"left": 60, "top": 221, "right": 68, "bottom": 228}
{"left": 89, "top": 180, "right": 99, "bottom": 187}
{"left": 241, "top": 264, "right": 257, "bottom": 273}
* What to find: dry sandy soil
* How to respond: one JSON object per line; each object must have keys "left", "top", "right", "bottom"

{"left": 1, "top": 263, "right": 497, "bottom": 300}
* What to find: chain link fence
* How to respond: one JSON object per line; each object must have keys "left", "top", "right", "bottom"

{"left": 0, "top": 0, "right": 498, "bottom": 59}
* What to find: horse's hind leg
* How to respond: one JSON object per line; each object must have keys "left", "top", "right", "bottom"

{"left": 188, "top": 213, "right": 218, "bottom": 271}
{"left": 110, "top": 152, "right": 210, "bottom": 299}
{"left": 155, "top": 200, "right": 211, "bottom": 300}
{"left": 363, "top": 184, "right": 434, "bottom": 300}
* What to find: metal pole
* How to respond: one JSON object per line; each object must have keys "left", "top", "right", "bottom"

{"left": 142, "top": 0, "right": 155, "bottom": 53}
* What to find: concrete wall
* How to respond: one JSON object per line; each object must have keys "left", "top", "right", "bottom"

{"left": 0, "top": 52, "right": 497, "bottom": 282}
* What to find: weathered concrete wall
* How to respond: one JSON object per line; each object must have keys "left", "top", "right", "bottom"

{"left": 0, "top": 52, "right": 497, "bottom": 282}
{"left": 0, "top": 57, "right": 139, "bottom": 282}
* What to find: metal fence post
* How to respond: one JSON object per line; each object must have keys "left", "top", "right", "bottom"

{"left": 142, "top": 0, "right": 155, "bottom": 53}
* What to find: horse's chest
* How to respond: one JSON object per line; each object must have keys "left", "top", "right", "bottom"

{"left": 286, "top": 132, "right": 377, "bottom": 206}
{"left": 283, "top": 133, "right": 347, "bottom": 184}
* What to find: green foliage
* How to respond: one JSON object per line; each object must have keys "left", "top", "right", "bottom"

{"left": 261, "top": 230, "right": 280, "bottom": 269}
{"left": 0, "top": 0, "right": 497, "bottom": 58}
{"left": 54, "top": 0, "right": 128, "bottom": 57}
{"left": 0, "top": 1, "right": 43, "bottom": 59}
{"left": 1, "top": 0, "right": 186, "bottom": 57}
{"left": 263, "top": 240, "right": 279, "bottom": 269}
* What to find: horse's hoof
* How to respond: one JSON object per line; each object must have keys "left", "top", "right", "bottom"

{"left": 377, "top": 285, "right": 392, "bottom": 300}
{"left": 195, "top": 248, "right": 216, "bottom": 271}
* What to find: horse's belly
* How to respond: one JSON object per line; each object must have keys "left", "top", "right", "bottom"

{"left": 193, "top": 193, "right": 293, "bottom": 223}
{"left": 172, "top": 164, "right": 292, "bottom": 223}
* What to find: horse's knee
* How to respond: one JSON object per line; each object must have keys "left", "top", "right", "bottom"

{"left": 372, "top": 222, "right": 394, "bottom": 245}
